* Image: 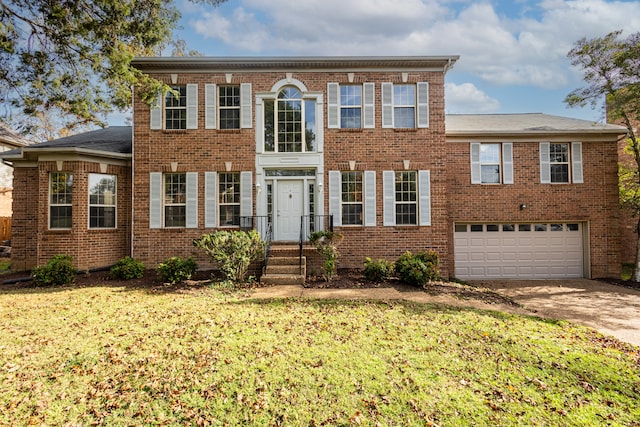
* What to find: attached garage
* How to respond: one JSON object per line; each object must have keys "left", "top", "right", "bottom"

{"left": 454, "top": 222, "right": 585, "bottom": 279}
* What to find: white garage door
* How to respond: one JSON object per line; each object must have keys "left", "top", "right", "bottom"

{"left": 454, "top": 223, "right": 583, "bottom": 279}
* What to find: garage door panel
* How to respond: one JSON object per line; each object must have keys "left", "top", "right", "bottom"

{"left": 455, "top": 223, "right": 583, "bottom": 279}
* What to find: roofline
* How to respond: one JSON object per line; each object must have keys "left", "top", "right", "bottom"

{"left": 446, "top": 129, "right": 628, "bottom": 137}
{"left": 1, "top": 147, "right": 131, "bottom": 163}
{"left": 131, "top": 56, "right": 460, "bottom": 73}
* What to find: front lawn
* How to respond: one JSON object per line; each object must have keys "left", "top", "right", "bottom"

{"left": 1, "top": 281, "right": 639, "bottom": 426}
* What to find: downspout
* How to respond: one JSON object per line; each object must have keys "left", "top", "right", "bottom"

{"left": 130, "top": 85, "right": 135, "bottom": 259}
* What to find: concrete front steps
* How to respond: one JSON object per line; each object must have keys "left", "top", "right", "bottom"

{"left": 260, "top": 244, "right": 307, "bottom": 286}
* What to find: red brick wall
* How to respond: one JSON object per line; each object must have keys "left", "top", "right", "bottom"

{"left": 10, "top": 161, "right": 131, "bottom": 272}
{"left": 132, "top": 70, "right": 451, "bottom": 276}
{"left": 447, "top": 139, "right": 621, "bottom": 278}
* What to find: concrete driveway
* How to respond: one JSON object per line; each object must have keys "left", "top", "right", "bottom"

{"left": 471, "top": 279, "right": 640, "bottom": 347}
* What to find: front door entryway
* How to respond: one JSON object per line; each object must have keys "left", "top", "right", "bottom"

{"left": 276, "top": 180, "right": 304, "bottom": 241}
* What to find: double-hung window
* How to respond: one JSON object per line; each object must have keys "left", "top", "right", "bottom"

{"left": 383, "top": 170, "right": 431, "bottom": 226}
{"left": 328, "top": 170, "right": 376, "bottom": 226}
{"left": 89, "top": 173, "right": 116, "bottom": 228}
{"left": 204, "top": 83, "right": 252, "bottom": 130}
{"left": 164, "top": 173, "right": 186, "bottom": 227}
{"left": 218, "top": 172, "right": 240, "bottom": 226}
{"left": 470, "top": 142, "right": 514, "bottom": 184}
{"left": 50, "top": 172, "right": 73, "bottom": 229}
{"left": 540, "top": 142, "right": 583, "bottom": 184}
{"left": 327, "top": 83, "right": 375, "bottom": 129}
{"left": 150, "top": 84, "right": 198, "bottom": 130}
{"left": 164, "top": 86, "right": 187, "bottom": 130}
{"left": 381, "top": 82, "right": 429, "bottom": 128}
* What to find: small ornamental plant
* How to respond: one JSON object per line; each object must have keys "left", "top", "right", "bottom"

{"left": 193, "top": 230, "right": 264, "bottom": 283}
{"left": 363, "top": 257, "right": 395, "bottom": 283}
{"left": 309, "top": 231, "right": 344, "bottom": 281}
{"left": 109, "top": 256, "right": 145, "bottom": 280}
{"left": 157, "top": 256, "right": 198, "bottom": 285}
{"left": 32, "top": 254, "right": 76, "bottom": 287}
{"left": 395, "top": 250, "right": 440, "bottom": 287}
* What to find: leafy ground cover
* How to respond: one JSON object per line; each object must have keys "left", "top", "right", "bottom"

{"left": 1, "top": 272, "right": 639, "bottom": 426}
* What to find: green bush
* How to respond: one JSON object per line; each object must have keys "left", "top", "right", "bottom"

{"left": 395, "top": 250, "right": 440, "bottom": 287}
{"left": 32, "top": 254, "right": 76, "bottom": 287}
{"left": 363, "top": 257, "right": 395, "bottom": 282}
{"left": 157, "top": 256, "right": 198, "bottom": 284}
{"left": 109, "top": 256, "right": 145, "bottom": 280}
{"left": 193, "top": 230, "right": 264, "bottom": 283}
{"left": 309, "top": 231, "right": 344, "bottom": 281}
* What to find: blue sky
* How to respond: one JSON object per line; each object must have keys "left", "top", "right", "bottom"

{"left": 112, "top": 0, "right": 640, "bottom": 124}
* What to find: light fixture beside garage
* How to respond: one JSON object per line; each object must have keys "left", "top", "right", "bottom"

{"left": 519, "top": 204, "right": 527, "bottom": 210}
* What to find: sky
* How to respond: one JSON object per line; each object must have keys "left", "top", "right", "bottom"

{"left": 111, "top": 0, "right": 640, "bottom": 124}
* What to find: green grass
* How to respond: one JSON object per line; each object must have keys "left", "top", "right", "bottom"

{"left": 1, "top": 283, "right": 639, "bottom": 426}
{"left": 0, "top": 259, "right": 11, "bottom": 274}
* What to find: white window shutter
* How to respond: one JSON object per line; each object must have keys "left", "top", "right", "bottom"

{"left": 328, "top": 171, "right": 341, "bottom": 226}
{"left": 149, "top": 172, "right": 162, "bottom": 228}
{"left": 383, "top": 171, "right": 395, "bottom": 226}
{"left": 470, "top": 143, "right": 481, "bottom": 184}
{"left": 381, "top": 83, "right": 394, "bottom": 128}
{"left": 240, "top": 171, "right": 252, "bottom": 217}
{"left": 418, "top": 170, "right": 431, "bottom": 226}
{"left": 364, "top": 171, "right": 376, "bottom": 226}
{"left": 186, "top": 83, "right": 198, "bottom": 129}
{"left": 186, "top": 172, "right": 198, "bottom": 228}
{"left": 540, "top": 142, "right": 551, "bottom": 183}
{"left": 240, "top": 83, "right": 252, "bottom": 129}
{"left": 204, "top": 172, "right": 217, "bottom": 228}
{"left": 150, "top": 91, "right": 162, "bottom": 130}
{"left": 205, "top": 84, "right": 217, "bottom": 129}
{"left": 572, "top": 141, "right": 583, "bottom": 183}
{"left": 363, "top": 83, "right": 375, "bottom": 129}
{"left": 502, "top": 142, "right": 514, "bottom": 184}
{"left": 416, "top": 82, "right": 429, "bottom": 128}
{"left": 327, "top": 83, "right": 339, "bottom": 129}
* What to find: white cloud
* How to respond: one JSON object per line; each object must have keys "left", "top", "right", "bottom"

{"left": 187, "top": 0, "right": 640, "bottom": 88}
{"left": 445, "top": 83, "right": 501, "bottom": 114}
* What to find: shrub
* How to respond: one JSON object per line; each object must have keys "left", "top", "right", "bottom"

{"left": 395, "top": 250, "right": 440, "bottom": 287}
{"left": 157, "top": 256, "right": 198, "bottom": 285}
{"left": 193, "top": 230, "right": 264, "bottom": 283}
{"left": 363, "top": 257, "right": 395, "bottom": 282}
{"left": 32, "top": 254, "right": 76, "bottom": 287}
{"left": 309, "top": 231, "right": 344, "bottom": 281}
{"left": 109, "top": 256, "right": 145, "bottom": 280}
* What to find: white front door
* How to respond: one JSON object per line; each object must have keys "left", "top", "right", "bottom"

{"left": 276, "top": 180, "right": 304, "bottom": 241}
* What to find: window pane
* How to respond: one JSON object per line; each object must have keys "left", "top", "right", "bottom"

{"left": 567, "top": 223, "right": 579, "bottom": 231}
{"left": 90, "top": 207, "right": 116, "bottom": 228}
{"left": 479, "top": 144, "right": 500, "bottom": 163}
{"left": 50, "top": 172, "right": 73, "bottom": 229}
{"left": 50, "top": 206, "right": 72, "bottom": 229}
{"left": 455, "top": 224, "right": 467, "bottom": 232}
{"left": 264, "top": 100, "right": 275, "bottom": 151}
{"left": 220, "top": 109, "right": 240, "bottom": 129}
{"left": 394, "top": 107, "right": 415, "bottom": 128}
{"left": 342, "top": 204, "right": 363, "bottom": 225}
{"left": 535, "top": 224, "right": 547, "bottom": 231}
{"left": 219, "top": 205, "right": 240, "bottom": 226}
{"left": 89, "top": 174, "right": 116, "bottom": 229}
{"left": 487, "top": 224, "right": 499, "bottom": 232}
{"left": 219, "top": 173, "right": 241, "bottom": 227}
{"left": 341, "top": 171, "right": 363, "bottom": 225}
{"left": 165, "top": 206, "right": 186, "bottom": 227}
{"left": 470, "top": 224, "right": 483, "bottom": 232}
{"left": 393, "top": 85, "right": 415, "bottom": 105}
{"left": 502, "top": 224, "right": 515, "bottom": 231}
{"left": 340, "top": 85, "right": 362, "bottom": 106}
{"left": 165, "top": 86, "right": 187, "bottom": 130}
{"left": 550, "top": 164, "right": 569, "bottom": 183}
{"left": 395, "top": 204, "right": 416, "bottom": 225}
{"left": 305, "top": 100, "right": 316, "bottom": 151}
{"left": 480, "top": 165, "right": 500, "bottom": 184}
{"left": 519, "top": 224, "right": 531, "bottom": 231}
{"left": 164, "top": 173, "right": 186, "bottom": 227}
{"left": 341, "top": 108, "right": 362, "bottom": 129}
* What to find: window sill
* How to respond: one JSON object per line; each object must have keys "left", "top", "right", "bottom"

{"left": 45, "top": 229, "right": 72, "bottom": 234}
{"left": 216, "top": 129, "right": 241, "bottom": 134}
{"left": 88, "top": 228, "right": 119, "bottom": 232}
{"left": 393, "top": 128, "right": 418, "bottom": 133}
{"left": 338, "top": 128, "right": 364, "bottom": 133}
{"left": 162, "top": 129, "right": 188, "bottom": 134}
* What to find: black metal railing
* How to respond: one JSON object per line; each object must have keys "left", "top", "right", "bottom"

{"left": 298, "top": 215, "right": 333, "bottom": 275}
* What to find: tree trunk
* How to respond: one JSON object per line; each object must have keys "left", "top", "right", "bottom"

{"left": 635, "top": 217, "right": 640, "bottom": 282}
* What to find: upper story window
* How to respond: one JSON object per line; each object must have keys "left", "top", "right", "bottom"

{"left": 540, "top": 142, "right": 583, "bottom": 184}
{"left": 50, "top": 172, "right": 73, "bottom": 229}
{"left": 381, "top": 82, "right": 429, "bottom": 129}
{"left": 165, "top": 86, "right": 187, "bottom": 130}
{"left": 219, "top": 86, "right": 240, "bottom": 129}
{"left": 204, "top": 83, "right": 252, "bottom": 130}
{"left": 470, "top": 143, "right": 514, "bottom": 184}
{"left": 89, "top": 173, "right": 116, "bottom": 228}
{"left": 150, "top": 84, "right": 198, "bottom": 130}
{"left": 327, "top": 83, "right": 375, "bottom": 129}
{"left": 264, "top": 86, "right": 316, "bottom": 153}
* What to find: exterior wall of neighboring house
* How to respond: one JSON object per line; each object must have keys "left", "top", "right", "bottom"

{"left": 447, "top": 134, "right": 621, "bottom": 279}
{"left": 617, "top": 122, "right": 637, "bottom": 265}
{"left": 131, "top": 65, "right": 452, "bottom": 276}
{"left": 10, "top": 161, "right": 131, "bottom": 272}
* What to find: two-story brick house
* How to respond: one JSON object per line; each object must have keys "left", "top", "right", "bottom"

{"left": 1, "top": 56, "right": 626, "bottom": 280}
